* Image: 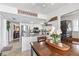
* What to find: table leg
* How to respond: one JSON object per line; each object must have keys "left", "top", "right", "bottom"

{"left": 31, "top": 46, "right": 33, "bottom": 56}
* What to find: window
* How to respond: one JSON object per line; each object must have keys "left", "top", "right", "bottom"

{"left": 72, "top": 19, "right": 78, "bottom": 31}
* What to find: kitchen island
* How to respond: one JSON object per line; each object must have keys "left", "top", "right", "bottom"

{"left": 22, "top": 33, "right": 48, "bottom": 52}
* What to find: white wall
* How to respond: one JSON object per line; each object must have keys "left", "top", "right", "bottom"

{"left": 0, "top": 15, "right": 10, "bottom": 51}
{"left": 0, "top": 4, "right": 18, "bottom": 48}
{"left": 1, "top": 18, "right": 8, "bottom": 47}
{"left": 0, "top": 16, "right": 8, "bottom": 51}
{"left": 0, "top": 15, "right": 2, "bottom": 51}
{"left": 0, "top": 4, "right": 17, "bottom": 47}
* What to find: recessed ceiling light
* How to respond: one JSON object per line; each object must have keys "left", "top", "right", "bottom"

{"left": 42, "top": 4, "right": 46, "bottom": 7}
{"left": 50, "top": 3, "right": 55, "bottom": 6}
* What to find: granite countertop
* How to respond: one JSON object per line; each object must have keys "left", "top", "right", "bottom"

{"left": 22, "top": 33, "right": 48, "bottom": 37}
{"left": 30, "top": 33, "right": 40, "bottom": 37}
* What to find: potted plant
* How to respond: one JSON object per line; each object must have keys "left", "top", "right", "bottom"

{"left": 50, "top": 30, "right": 62, "bottom": 44}
{"left": 7, "top": 21, "right": 10, "bottom": 31}
{"left": 6, "top": 21, "right": 10, "bottom": 43}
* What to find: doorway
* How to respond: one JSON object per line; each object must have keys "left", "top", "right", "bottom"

{"left": 2, "top": 22, "right": 22, "bottom": 56}
{"left": 13, "top": 24, "right": 20, "bottom": 42}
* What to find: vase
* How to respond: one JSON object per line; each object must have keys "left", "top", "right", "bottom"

{"left": 53, "top": 36, "right": 61, "bottom": 44}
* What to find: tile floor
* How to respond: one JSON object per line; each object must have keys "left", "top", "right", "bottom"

{"left": 2, "top": 40, "right": 31, "bottom": 56}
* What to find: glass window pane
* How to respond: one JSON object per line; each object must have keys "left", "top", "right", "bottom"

{"left": 72, "top": 19, "right": 78, "bottom": 31}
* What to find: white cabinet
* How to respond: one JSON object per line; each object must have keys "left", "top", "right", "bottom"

{"left": 22, "top": 36, "right": 37, "bottom": 52}
{"left": 0, "top": 15, "right": 1, "bottom": 51}
{"left": 22, "top": 37, "right": 31, "bottom": 52}
{"left": 30, "top": 36, "right": 37, "bottom": 42}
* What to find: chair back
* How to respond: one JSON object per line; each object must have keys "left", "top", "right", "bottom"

{"left": 37, "top": 36, "right": 47, "bottom": 42}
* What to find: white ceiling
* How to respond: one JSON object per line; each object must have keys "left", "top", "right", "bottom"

{"left": 0, "top": 11, "right": 46, "bottom": 24}
{"left": 1, "top": 3, "right": 67, "bottom": 15}
{"left": 0, "top": 3, "right": 68, "bottom": 24}
{"left": 62, "top": 9, "right": 79, "bottom": 17}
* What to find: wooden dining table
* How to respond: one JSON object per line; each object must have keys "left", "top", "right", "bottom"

{"left": 31, "top": 40, "right": 79, "bottom": 56}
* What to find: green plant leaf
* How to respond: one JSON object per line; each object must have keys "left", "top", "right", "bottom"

{"left": 7, "top": 21, "right": 10, "bottom": 31}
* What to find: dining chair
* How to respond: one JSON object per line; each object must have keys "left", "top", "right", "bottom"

{"left": 37, "top": 36, "right": 47, "bottom": 42}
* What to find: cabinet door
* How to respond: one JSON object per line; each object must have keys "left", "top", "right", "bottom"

{"left": 30, "top": 36, "right": 37, "bottom": 42}
{"left": 22, "top": 37, "right": 31, "bottom": 51}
